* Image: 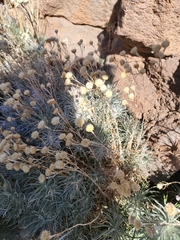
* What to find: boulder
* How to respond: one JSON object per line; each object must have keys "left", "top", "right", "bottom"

{"left": 40, "top": 0, "right": 117, "bottom": 28}
{"left": 108, "top": 0, "right": 180, "bottom": 56}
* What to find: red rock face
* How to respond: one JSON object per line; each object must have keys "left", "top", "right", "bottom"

{"left": 108, "top": 0, "right": 180, "bottom": 56}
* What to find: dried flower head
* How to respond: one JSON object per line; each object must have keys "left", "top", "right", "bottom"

{"left": 59, "top": 133, "right": 66, "bottom": 140}
{"left": 41, "top": 146, "right": 49, "bottom": 154}
{"left": 40, "top": 230, "right": 50, "bottom": 240}
{"left": 38, "top": 174, "right": 46, "bottom": 183}
{"left": 105, "top": 90, "right": 112, "bottom": 98}
{"left": 18, "top": 72, "right": 26, "bottom": 79}
{"left": 30, "top": 101, "right": 36, "bottom": 107}
{"left": 164, "top": 203, "right": 178, "bottom": 217}
{"left": 115, "top": 169, "right": 125, "bottom": 180}
{"left": 65, "top": 72, "right": 73, "bottom": 79}
{"left": 47, "top": 99, "right": 56, "bottom": 105}
{"left": 75, "top": 117, "right": 85, "bottom": 128}
{"left": 79, "top": 86, "right": 87, "bottom": 95}
{"left": 65, "top": 78, "right": 71, "bottom": 85}
{"left": 86, "top": 124, "right": 94, "bottom": 133}
{"left": 134, "top": 219, "right": 142, "bottom": 230}
{"left": 24, "top": 90, "right": 30, "bottom": 96}
{"left": 161, "top": 40, "right": 170, "bottom": 48}
{"left": 65, "top": 139, "right": 72, "bottom": 147}
{"left": 128, "top": 93, "right": 135, "bottom": 100}
{"left": 51, "top": 117, "right": 60, "bottom": 125}
{"left": 128, "top": 215, "right": 135, "bottom": 225}
{"left": 55, "top": 160, "right": 64, "bottom": 169}
{"left": 86, "top": 81, "right": 93, "bottom": 89}
{"left": 130, "top": 85, "right": 136, "bottom": 91}
{"left": 109, "top": 181, "right": 119, "bottom": 190}
{"left": 123, "top": 87, "right": 129, "bottom": 94}
{"left": 45, "top": 168, "right": 51, "bottom": 177}
{"left": 66, "top": 133, "right": 73, "bottom": 140}
{"left": 38, "top": 120, "right": 46, "bottom": 129}
{"left": 130, "top": 46, "right": 138, "bottom": 55}
{"left": 121, "top": 72, "right": 126, "bottom": 78}
{"left": 99, "top": 84, "right": 107, "bottom": 92}
{"left": 131, "top": 182, "right": 140, "bottom": 192}
{"left": 22, "top": 165, "right": 30, "bottom": 173}
{"left": 122, "top": 99, "right": 128, "bottom": 106}
{"left": 156, "top": 182, "right": 164, "bottom": 190}
{"left": 81, "top": 138, "right": 90, "bottom": 147}
{"left": 31, "top": 131, "right": 39, "bottom": 139}
{"left": 120, "top": 50, "right": 126, "bottom": 56}
{"left": 145, "top": 226, "right": 155, "bottom": 239}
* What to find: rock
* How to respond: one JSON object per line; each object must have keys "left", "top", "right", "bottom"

{"left": 108, "top": 0, "right": 180, "bottom": 56}
{"left": 40, "top": 0, "right": 117, "bottom": 28}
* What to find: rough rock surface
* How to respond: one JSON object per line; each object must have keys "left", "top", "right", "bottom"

{"left": 40, "top": 0, "right": 117, "bottom": 28}
{"left": 107, "top": 0, "right": 180, "bottom": 56}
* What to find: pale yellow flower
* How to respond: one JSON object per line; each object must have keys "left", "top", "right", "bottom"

{"left": 105, "top": 90, "right": 112, "bottom": 98}
{"left": 128, "top": 93, "right": 135, "bottom": 101}
{"left": 121, "top": 72, "right": 126, "bottom": 78}
{"left": 65, "top": 72, "right": 73, "bottom": 79}
{"left": 95, "top": 78, "right": 103, "bottom": 87}
{"left": 86, "top": 124, "right": 94, "bottom": 132}
{"left": 164, "top": 203, "right": 178, "bottom": 217}
{"left": 80, "top": 86, "right": 87, "bottom": 95}
{"left": 122, "top": 99, "right": 128, "bottom": 106}
{"left": 102, "top": 74, "right": 109, "bottom": 81}
{"left": 123, "top": 87, "right": 129, "bottom": 94}
{"left": 86, "top": 81, "right": 93, "bottom": 89}
{"left": 65, "top": 78, "right": 71, "bottom": 85}
{"left": 100, "top": 84, "right": 107, "bottom": 92}
{"left": 131, "top": 85, "right": 136, "bottom": 91}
